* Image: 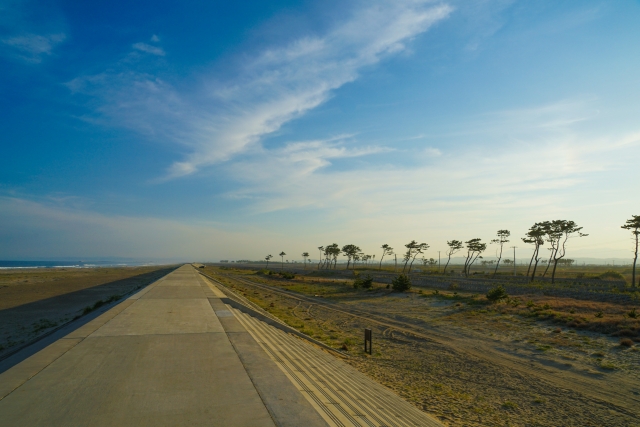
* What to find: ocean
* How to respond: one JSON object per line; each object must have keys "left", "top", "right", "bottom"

{"left": 0, "top": 260, "right": 159, "bottom": 269}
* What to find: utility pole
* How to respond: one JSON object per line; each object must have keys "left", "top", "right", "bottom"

{"left": 510, "top": 246, "right": 517, "bottom": 276}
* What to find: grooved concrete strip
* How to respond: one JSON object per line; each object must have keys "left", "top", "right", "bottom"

{"left": 232, "top": 308, "right": 444, "bottom": 427}
{"left": 0, "top": 265, "right": 328, "bottom": 427}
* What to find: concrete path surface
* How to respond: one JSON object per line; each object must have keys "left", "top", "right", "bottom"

{"left": 0, "top": 265, "right": 443, "bottom": 427}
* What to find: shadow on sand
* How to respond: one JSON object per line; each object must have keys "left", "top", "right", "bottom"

{"left": 0, "top": 266, "right": 177, "bottom": 371}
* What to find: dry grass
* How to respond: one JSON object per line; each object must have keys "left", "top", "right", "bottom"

{"left": 205, "top": 266, "right": 640, "bottom": 427}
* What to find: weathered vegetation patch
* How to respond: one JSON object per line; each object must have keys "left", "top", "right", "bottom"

{"left": 204, "top": 265, "right": 640, "bottom": 427}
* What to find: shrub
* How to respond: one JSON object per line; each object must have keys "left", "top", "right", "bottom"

{"left": 353, "top": 274, "right": 373, "bottom": 289}
{"left": 627, "top": 308, "right": 638, "bottom": 319}
{"left": 621, "top": 338, "right": 634, "bottom": 347}
{"left": 280, "top": 271, "right": 295, "bottom": 280}
{"left": 600, "top": 360, "right": 618, "bottom": 370}
{"left": 486, "top": 285, "right": 508, "bottom": 302}
{"left": 600, "top": 270, "right": 624, "bottom": 280}
{"left": 595, "top": 310, "right": 604, "bottom": 318}
{"left": 391, "top": 274, "right": 411, "bottom": 292}
{"left": 502, "top": 401, "right": 518, "bottom": 410}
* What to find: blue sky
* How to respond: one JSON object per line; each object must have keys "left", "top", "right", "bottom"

{"left": 1, "top": 0, "right": 639, "bottom": 262}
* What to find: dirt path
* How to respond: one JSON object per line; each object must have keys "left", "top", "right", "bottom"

{"left": 219, "top": 272, "right": 640, "bottom": 426}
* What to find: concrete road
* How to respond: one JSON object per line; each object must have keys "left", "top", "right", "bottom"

{"left": 0, "top": 265, "right": 327, "bottom": 427}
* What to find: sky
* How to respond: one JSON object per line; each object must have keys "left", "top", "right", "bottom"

{"left": 1, "top": 0, "right": 639, "bottom": 263}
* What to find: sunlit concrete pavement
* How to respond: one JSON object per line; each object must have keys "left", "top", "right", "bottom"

{"left": 0, "top": 265, "right": 327, "bottom": 427}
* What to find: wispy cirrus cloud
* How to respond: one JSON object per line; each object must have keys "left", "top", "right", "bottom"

{"left": 68, "top": 1, "right": 453, "bottom": 179}
{"left": 2, "top": 33, "right": 66, "bottom": 62}
{"left": 132, "top": 42, "right": 165, "bottom": 56}
{"left": 220, "top": 99, "right": 640, "bottom": 221}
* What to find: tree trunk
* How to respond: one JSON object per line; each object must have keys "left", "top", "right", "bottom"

{"left": 633, "top": 232, "right": 638, "bottom": 288}
{"left": 394, "top": 254, "right": 397, "bottom": 272}
{"left": 530, "top": 259, "right": 540, "bottom": 282}
{"left": 408, "top": 254, "right": 419, "bottom": 273}
{"left": 346, "top": 258, "right": 351, "bottom": 270}
{"left": 443, "top": 255, "right": 452, "bottom": 275}
{"left": 526, "top": 250, "right": 535, "bottom": 277}
{"left": 463, "top": 253, "right": 471, "bottom": 277}
{"left": 551, "top": 258, "right": 560, "bottom": 284}
{"left": 467, "top": 253, "right": 479, "bottom": 276}
{"left": 542, "top": 247, "right": 555, "bottom": 277}
{"left": 530, "top": 246, "right": 540, "bottom": 282}
{"left": 379, "top": 254, "right": 384, "bottom": 270}
{"left": 402, "top": 251, "right": 411, "bottom": 273}
{"left": 493, "top": 245, "right": 503, "bottom": 276}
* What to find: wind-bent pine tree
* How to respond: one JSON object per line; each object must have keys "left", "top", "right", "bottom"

{"left": 342, "top": 244, "right": 361, "bottom": 270}
{"left": 443, "top": 240, "right": 463, "bottom": 274}
{"left": 322, "top": 245, "right": 332, "bottom": 269}
{"left": 522, "top": 223, "right": 545, "bottom": 282}
{"left": 402, "top": 240, "right": 427, "bottom": 273}
{"left": 279, "top": 251, "right": 286, "bottom": 270}
{"left": 463, "top": 238, "right": 487, "bottom": 277}
{"left": 539, "top": 221, "right": 558, "bottom": 278}
{"left": 542, "top": 220, "right": 587, "bottom": 284}
{"left": 321, "top": 247, "right": 328, "bottom": 269}
{"left": 402, "top": 241, "right": 416, "bottom": 272}
{"left": 621, "top": 215, "right": 640, "bottom": 287}
{"left": 323, "top": 243, "right": 340, "bottom": 269}
{"left": 264, "top": 254, "right": 273, "bottom": 269}
{"left": 302, "top": 252, "right": 310, "bottom": 269}
{"left": 490, "top": 230, "right": 510, "bottom": 276}
{"left": 408, "top": 243, "right": 428, "bottom": 273}
{"left": 379, "top": 244, "right": 393, "bottom": 270}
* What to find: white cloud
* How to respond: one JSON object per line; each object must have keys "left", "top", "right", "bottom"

{"left": 219, "top": 101, "right": 640, "bottom": 226}
{"left": 69, "top": 1, "right": 452, "bottom": 178}
{"left": 2, "top": 33, "right": 66, "bottom": 62}
{"left": 132, "top": 42, "right": 165, "bottom": 56}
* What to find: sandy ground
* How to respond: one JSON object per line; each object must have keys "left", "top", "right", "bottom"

{"left": 207, "top": 267, "right": 640, "bottom": 427}
{"left": 0, "top": 266, "right": 175, "bottom": 358}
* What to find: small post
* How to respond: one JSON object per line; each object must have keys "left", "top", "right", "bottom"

{"left": 364, "top": 328, "right": 372, "bottom": 355}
